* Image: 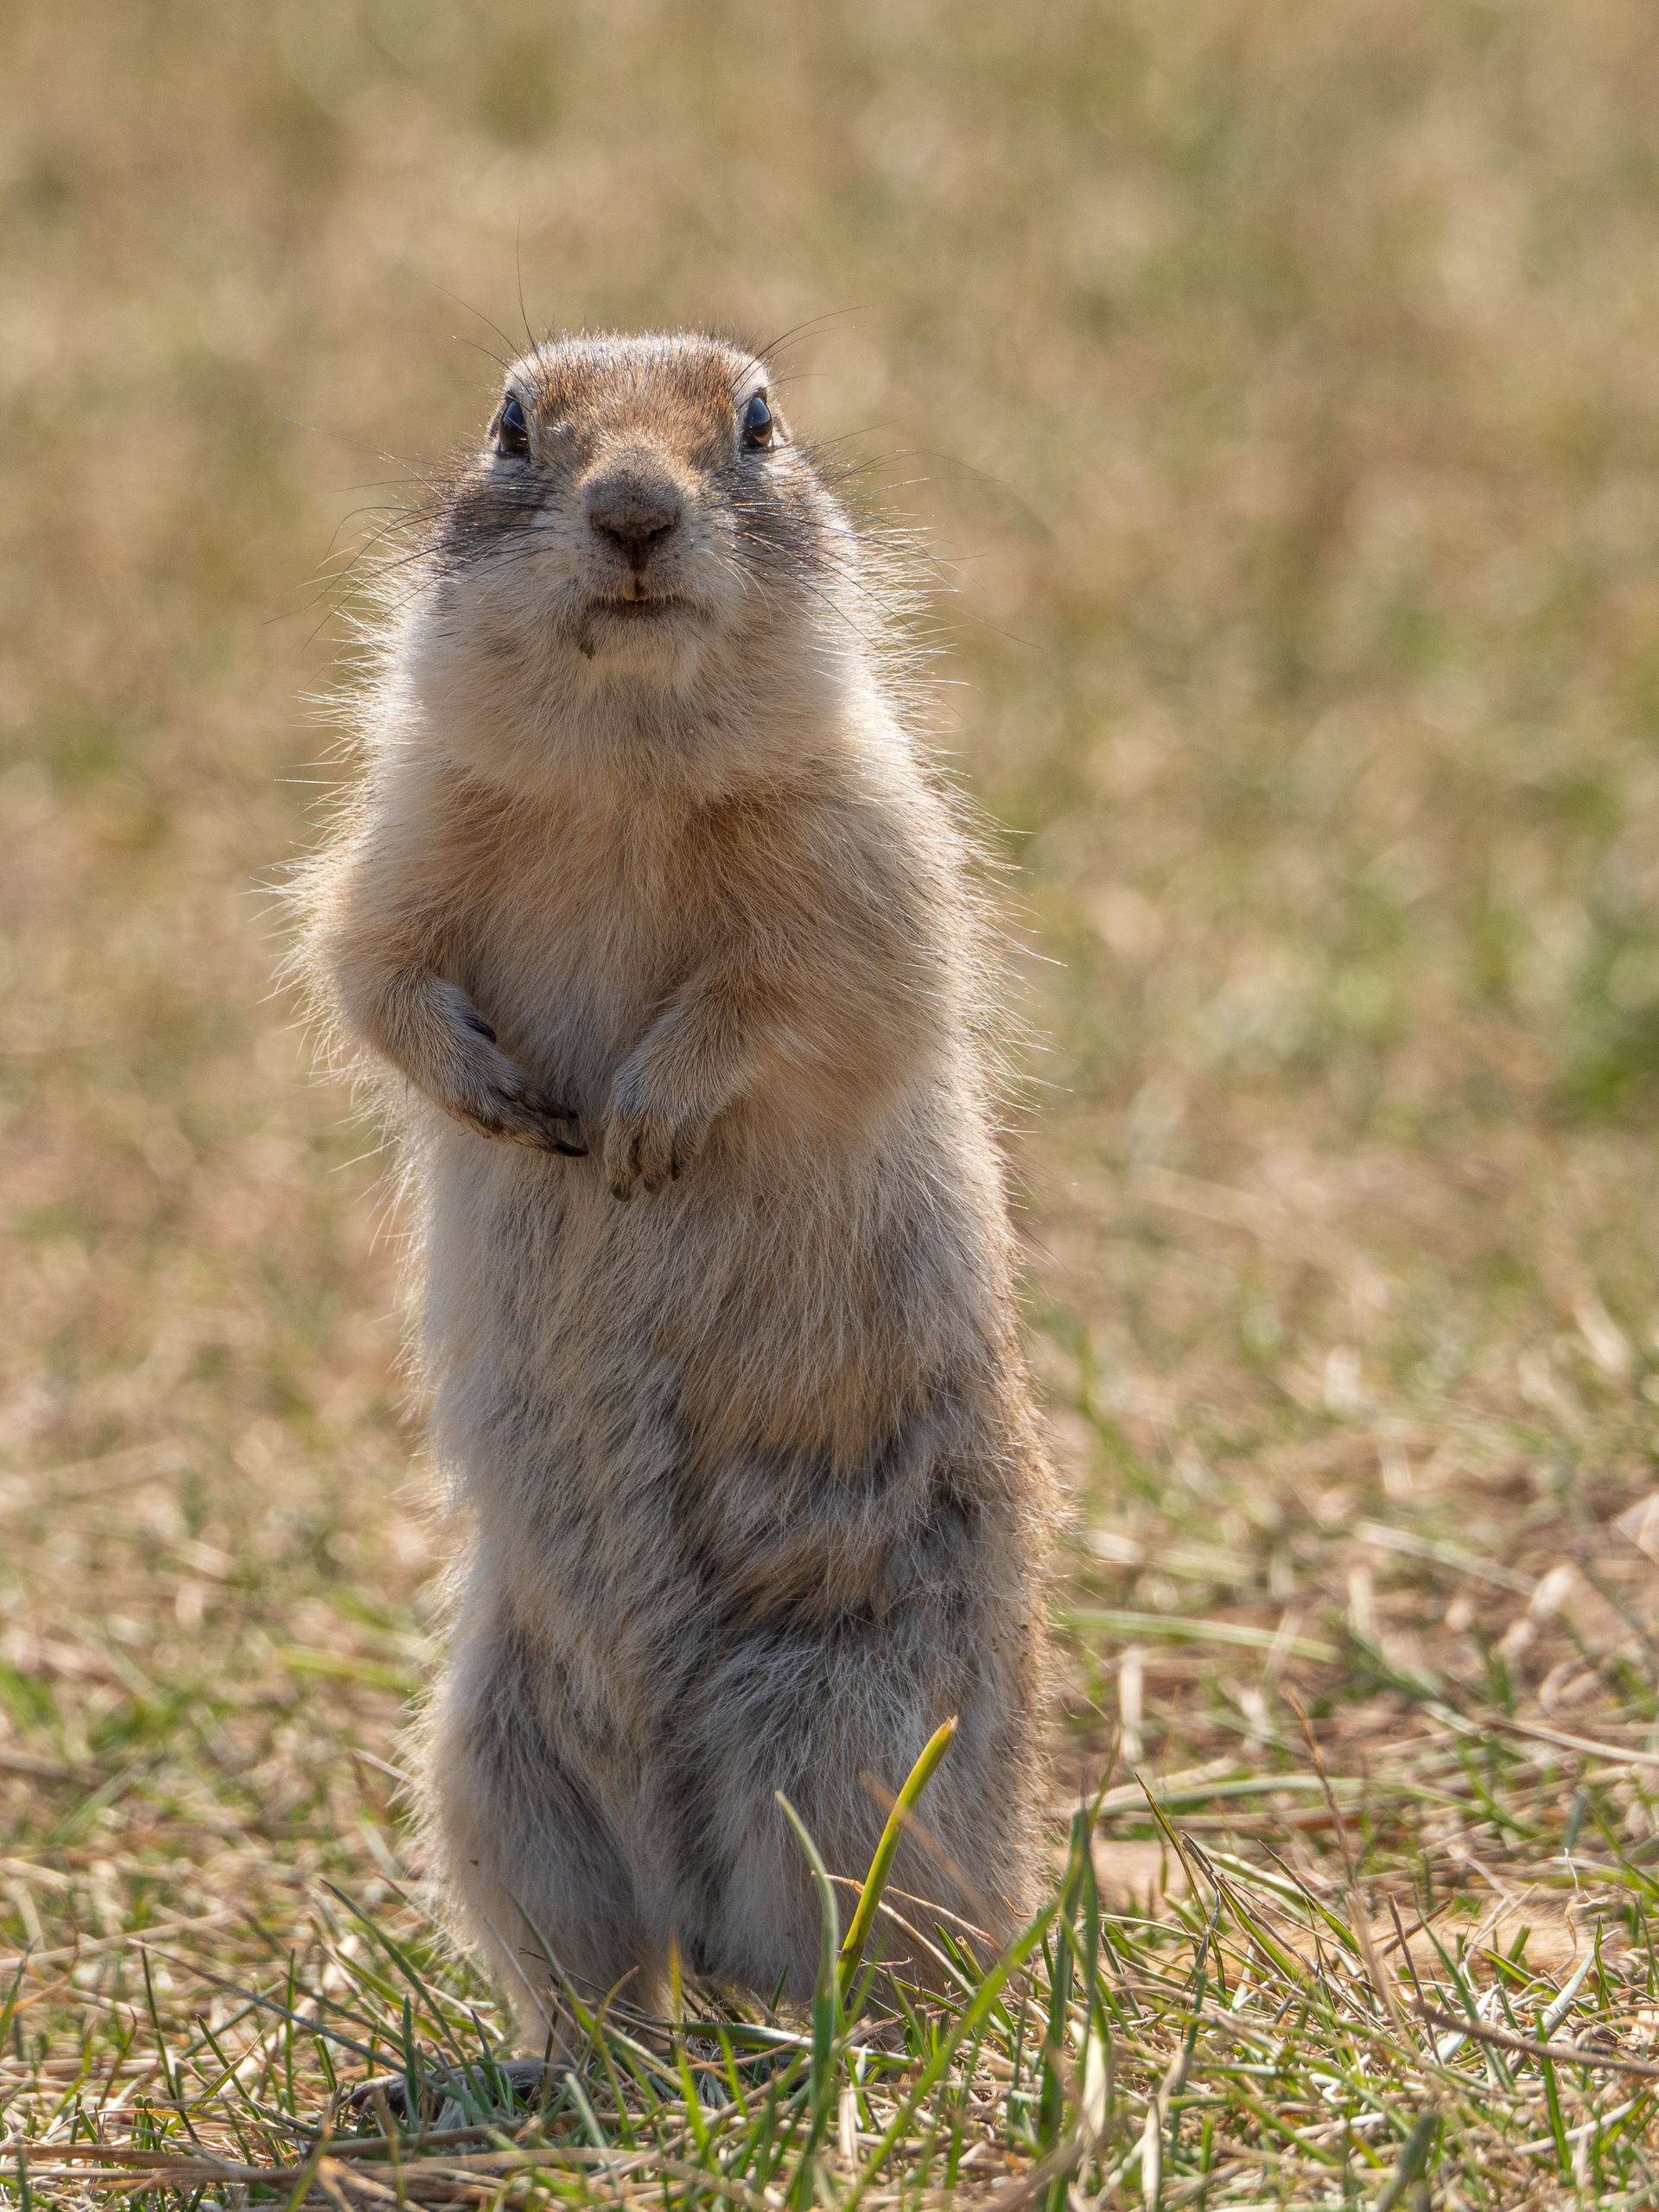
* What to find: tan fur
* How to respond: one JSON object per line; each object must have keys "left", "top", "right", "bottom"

{"left": 294, "top": 332, "right": 1055, "bottom": 2035}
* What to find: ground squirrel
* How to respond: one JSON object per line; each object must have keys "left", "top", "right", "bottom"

{"left": 296, "top": 331, "right": 1056, "bottom": 2038}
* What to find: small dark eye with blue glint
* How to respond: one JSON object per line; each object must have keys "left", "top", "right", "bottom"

{"left": 741, "top": 391, "right": 774, "bottom": 449}
{"left": 496, "top": 394, "right": 530, "bottom": 455}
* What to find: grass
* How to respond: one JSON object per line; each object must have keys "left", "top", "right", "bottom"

{"left": 4, "top": 0, "right": 1659, "bottom": 2202}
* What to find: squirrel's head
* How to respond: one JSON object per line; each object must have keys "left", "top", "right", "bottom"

{"left": 418, "top": 331, "right": 852, "bottom": 697}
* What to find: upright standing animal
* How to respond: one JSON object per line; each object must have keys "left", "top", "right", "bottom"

{"left": 298, "top": 331, "right": 1055, "bottom": 2041}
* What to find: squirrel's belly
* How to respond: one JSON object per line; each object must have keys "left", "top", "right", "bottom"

{"left": 414, "top": 1113, "right": 1016, "bottom": 1771}
{"left": 416, "top": 1103, "right": 995, "bottom": 1497}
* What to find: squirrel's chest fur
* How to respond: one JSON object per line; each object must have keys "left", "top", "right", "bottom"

{"left": 454, "top": 806, "right": 696, "bottom": 1118}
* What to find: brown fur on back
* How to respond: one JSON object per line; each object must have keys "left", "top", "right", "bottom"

{"left": 294, "top": 330, "right": 1056, "bottom": 2031}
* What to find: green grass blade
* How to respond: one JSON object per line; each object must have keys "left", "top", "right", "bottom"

{"left": 836, "top": 1714, "right": 958, "bottom": 2008}
{"left": 776, "top": 1792, "right": 842, "bottom": 2208}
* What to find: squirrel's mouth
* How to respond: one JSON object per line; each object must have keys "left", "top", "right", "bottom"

{"left": 588, "top": 593, "right": 687, "bottom": 620}
{"left": 575, "top": 590, "right": 697, "bottom": 660}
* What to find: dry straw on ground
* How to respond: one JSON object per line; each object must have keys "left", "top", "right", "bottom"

{"left": 4, "top": 1, "right": 1659, "bottom": 2203}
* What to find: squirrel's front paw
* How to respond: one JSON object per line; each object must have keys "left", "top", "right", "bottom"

{"left": 459, "top": 1065, "right": 586, "bottom": 1156}
{"left": 602, "top": 1076, "right": 702, "bottom": 1200}
{"left": 429, "top": 988, "right": 586, "bottom": 1155}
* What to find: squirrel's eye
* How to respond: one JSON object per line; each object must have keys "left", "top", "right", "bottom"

{"left": 741, "top": 391, "right": 774, "bottom": 449}
{"left": 496, "top": 394, "right": 529, "bottom": 455}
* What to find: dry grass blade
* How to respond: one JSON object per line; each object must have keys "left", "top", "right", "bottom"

{"left": 1413, "top": 2009, "right": 1659, "bottom": 2084}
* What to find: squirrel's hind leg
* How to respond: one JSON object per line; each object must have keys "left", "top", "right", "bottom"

{"left": 661, "top": 1611, "right": 1041, "bottom": 2005}
{"left": 424, "top": 1618, "right": 664, "bottom": 2044}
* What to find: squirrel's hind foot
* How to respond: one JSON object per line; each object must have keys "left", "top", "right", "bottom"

{"left": 346, "top": 2056, "right": 558, "bottom": 2130}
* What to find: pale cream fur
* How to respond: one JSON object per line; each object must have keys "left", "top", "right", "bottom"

{"left": 295, "top": 332, "right": 1054, "bottom": 2037}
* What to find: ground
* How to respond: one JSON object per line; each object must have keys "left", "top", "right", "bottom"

{"left": 3, "top": 2, "right": 1659, "bottom": 2204}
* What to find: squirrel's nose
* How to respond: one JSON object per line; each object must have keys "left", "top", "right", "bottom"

{"left": 586, "top": 473, "right": 684, "bottom": 569}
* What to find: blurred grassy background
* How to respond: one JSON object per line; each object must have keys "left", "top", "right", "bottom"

{"left": 5, "top": 0, "right": 1659, "bottom": 2190}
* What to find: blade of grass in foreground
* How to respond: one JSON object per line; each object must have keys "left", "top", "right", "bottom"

{"left": 1039, "top": 1808, "right": 1088, "bottom": 2212}
{"left": 776, "top": 1793, "right": 842, "bottom": 2209}
{"left": 838, "top": 1715, "right": 959, "bottom": 2008}
{"left": 840, "top": 1889, "right": 1065, "bottom": 2211}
